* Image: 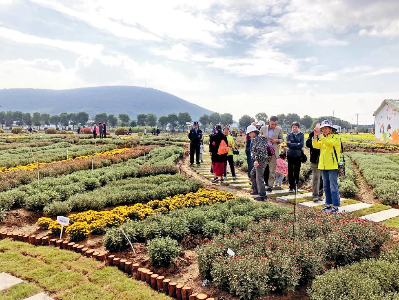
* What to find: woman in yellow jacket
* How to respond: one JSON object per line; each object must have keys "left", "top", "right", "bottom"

{"left": 312, "top": 120, "right": 341, "bottom": 213}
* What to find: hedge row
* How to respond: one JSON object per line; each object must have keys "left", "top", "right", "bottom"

{"left": 309, "top": 245, "right": 399, "bottom": 300}
{"left": 48, "top": 174, "right": 202, "bottom": 216}
{"left": 347, "top": 152, "right": 399, "bottom": 205}
{"left": 338, "top": 154, "right": 359, "bottom": 198}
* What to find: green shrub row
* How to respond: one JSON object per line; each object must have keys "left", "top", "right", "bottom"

{"left": 196, "top": 209, "right": 390, "bottom": 299}
{"left": 309, "top": 244, "right": 399, "bottom": 300}
{"left": 103, "top": 198, "right": 290, "bottom": 253}
{"left": 347, "top": 152, "right": 399, "bottom": 205}
{"left": 0, "top": 146, "right": 184, "bottom": 213}
{"left": 47, "top": 174, "right": 202, "bottom": 216}
{"left": 338, "top": 154, "right": 359, "bottom": 198}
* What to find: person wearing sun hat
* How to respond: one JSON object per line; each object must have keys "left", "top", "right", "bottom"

{"left": 312, "top": 120, "right": 342, "bottom": 213}
{"left": 247, "top": 124, "right": 272, "bottom": 201}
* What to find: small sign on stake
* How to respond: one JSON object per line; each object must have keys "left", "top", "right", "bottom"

{"left": 227, "top": 248, "right": 235, "bottom": 257}
{"left": 57, "top": 216, "right": 70, "bottom": 239}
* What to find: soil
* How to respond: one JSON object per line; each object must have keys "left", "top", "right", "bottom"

{"left": 349, "top": 157, "right": 377, "bottom": 204}
{"left": 344, "top": 146, "right": 399, "bottom": 154}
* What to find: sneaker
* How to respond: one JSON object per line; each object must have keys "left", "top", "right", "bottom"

{"left": 254, "top": 196, "right": 266, "bottom": 201}
{"left": 329, "top": 207, "right": 339, "bottom": 213}
{"left": 313, "top": 197, "right": 320, "bottom": 203}
{"left": 232, "top": 176, "right": 237, "bottom": 180}
{"left": 223, "top": 176, "right": 227, "bottom": 180}
{"left": 267, "top": 187, "right": 273, "bottom": 193}
{"left": 288, "top": 189, "right": 295, "bottom": 193}
{"left": 190, "top": 163, "right": 194, "bottom": 166}
{"left": 250, "top": 192, "right": 258, "bottom": 195}
{"left": 318, "top": 196, "right": 324, "bottom": 202}
{"left": 196, "top": 163, "right": 201, "bottom": 166}
{"left": 321, "top": 206, "right": 332, "bottom": 212}
{"left": 211, "top": 178, "right": 219, "bottom": 183}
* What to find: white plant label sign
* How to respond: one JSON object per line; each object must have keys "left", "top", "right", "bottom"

{"left": 57, "top": 216, "right": 70, "bottom": 239}
{"left": 227, "top": 248, "right": 235, "bottom": 257}
{"left": 57, "top": 216, "right": 70, "bottom": 226}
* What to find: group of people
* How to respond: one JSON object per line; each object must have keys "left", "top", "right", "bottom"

{"left": 92, "top": 123, "right": 107, "bottom": 139}
{"left": 246, "top": 117, "right": 342, "bottom": 212}
{"left": 188, "top": 122, "right": 236, "bottom": 182}
{"left": 189, "top": 116, "right": 342, "bottom": 213}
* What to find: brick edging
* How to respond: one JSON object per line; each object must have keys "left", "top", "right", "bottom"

{"left": 0, "top": 232, "right": 215, "bottom": 300}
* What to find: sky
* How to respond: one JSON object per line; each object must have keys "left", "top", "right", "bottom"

{"left": 1, "top": 0, "right": 399, "bottom": 124}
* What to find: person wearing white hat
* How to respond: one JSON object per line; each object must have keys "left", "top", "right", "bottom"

{"left": 312, "top": 120, "right": 342, "bottom": 213}
{"left": 247, "top": 124, "right": 271, "bottom": 201}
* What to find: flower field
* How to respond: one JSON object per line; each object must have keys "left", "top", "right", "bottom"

{"left": 0, "top": 131, "right": 398, "bottom": 300}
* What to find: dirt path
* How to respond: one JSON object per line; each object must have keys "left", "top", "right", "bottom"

{"left": 350, "top": 158, "right": 377, "bottom": 204}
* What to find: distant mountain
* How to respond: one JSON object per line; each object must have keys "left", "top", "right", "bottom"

{"left": 0, "top": 86, "right": 212, "bottom": 120}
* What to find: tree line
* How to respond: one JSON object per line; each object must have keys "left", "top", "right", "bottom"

{"left": 0, "top": 110, "right": 353, "bottom": 132}
{"left": 198, "top": 112, "right": 352, "bottom": 131}
{"left": 0, "top": 111, "right": 194, "bottom": 131}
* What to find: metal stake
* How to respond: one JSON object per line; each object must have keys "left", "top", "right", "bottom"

{"left": 120, "top": 228, "right": 136, "bottom": 256}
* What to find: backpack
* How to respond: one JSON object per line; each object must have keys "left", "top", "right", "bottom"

{"left": 217, "top": 140, "right": 229, "bottom": 155}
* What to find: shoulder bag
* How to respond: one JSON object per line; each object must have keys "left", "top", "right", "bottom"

{"left": 333, "top": 138, "right": 345, "bottom": 176}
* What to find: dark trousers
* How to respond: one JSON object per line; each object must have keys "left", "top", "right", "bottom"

{"left": 224, "top": 155, "right": 236, "bottom": 177}
{"left": 99, "top": 131, "right": 103, "bottom": 139}
{"left": 264, "top": 165, "right": 270, "bottom": 186}
{"left": 93, "top": 132, "right": 97, "bottom": 139}
{"left": 246, "top": 153, "right": 253, "bottom": 179}
{"left": 287, "top": 156, "right": 301, "bottom": 190}
{"left": 190, "top": 143, "right": 200, "bottom": 164}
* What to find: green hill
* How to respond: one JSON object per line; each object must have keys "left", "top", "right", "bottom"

{"left": 0, "top": 86, "right": 212, "bottom": 120}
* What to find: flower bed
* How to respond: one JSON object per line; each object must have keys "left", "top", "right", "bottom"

{"left": 104, "top": 197, "right": 289, "bottom": 256}
{"left": 0, "top": 145, "right": 155, "bottom": 192}
{"left": 0, "top": 142, "right": 117, "bottom": 168}
{"left": 0, "top": 146, "right": 184, "bottom": 217}
{"left": 37, "top": 188, "right": 234, "bottom": 242}
{"left": 196, "top": 209, "right": 390, "bottom": 299}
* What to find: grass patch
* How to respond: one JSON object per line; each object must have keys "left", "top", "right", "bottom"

{"left": 0, "top": 282, "right": 41, "bottom": 300}
{"left": 351, "top": 204, "right": 391, "bottom": 218}
{"left": 314, "top": 199, "right": 360, "bottom": 209}
{"left": 381, "top": 216, "right": 399, "bottom": 228}
{"left": 0, "top": 239, "right": 170, "bottom": 300}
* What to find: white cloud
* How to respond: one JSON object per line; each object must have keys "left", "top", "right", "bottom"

{"left": 0, "top": 27, "right": 103, "bottom": 56}
{"left": 306, "top": 89, "right": 316, "bottom": 97}
{"left": 29, "top": 0, "right": 225, "bottom": 47}
{"left": 317, "top": 38, "right": 348, "bottom": 46}
{"left": 150, "top": 44, "right": 190, "bottom": 62}
{"left": 362, "top": 67, "right": 399, "bottom": 77}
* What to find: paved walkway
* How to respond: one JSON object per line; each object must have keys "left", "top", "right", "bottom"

{"left": 191, "top": 150, "right": 399, "bottom": 224}
{"left": 0, "top": 273, "right": 53, "bottom": 300}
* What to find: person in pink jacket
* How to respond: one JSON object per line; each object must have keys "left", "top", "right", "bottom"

{"left": 274, "top": 153, "right": 288, "bottom": 188}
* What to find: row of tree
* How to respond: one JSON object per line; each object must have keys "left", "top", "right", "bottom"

{"left": 197, "top": 112, "right": 352, "bottom": 131}
{"left": 0, "top": 110, "right": 353, "bottom": 132}
{"left": 0, "top": 111, "right": 195, "bottom": 131}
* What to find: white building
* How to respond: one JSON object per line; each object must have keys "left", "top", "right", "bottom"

{"left": 373, "top": 99, "right": 399, "bottom": 144}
